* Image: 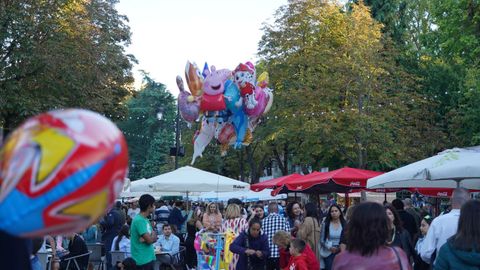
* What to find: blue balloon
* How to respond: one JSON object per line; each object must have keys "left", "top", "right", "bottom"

{"left": 202, "top": 62, "right": 209, "bottom": 79}
{"left": 224, "top": 81, "right": 247, "bottom": 147}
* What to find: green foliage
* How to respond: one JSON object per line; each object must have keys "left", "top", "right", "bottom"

{"left": 257, "top": 0, "right": 436, "bottom": 172}
{"left": 0, "top": 0, "right": 135, "bottom": 133}
{"left": 118, "top": 73, "right": 176, "bottom": 179}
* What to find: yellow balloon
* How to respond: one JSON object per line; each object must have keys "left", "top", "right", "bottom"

{"left": 257, "top": 72, "right": 269, "bottom": 88}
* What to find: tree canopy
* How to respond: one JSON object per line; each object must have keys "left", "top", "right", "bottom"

{"left": 0, "top": 0, "right": 135, "bottom": 135}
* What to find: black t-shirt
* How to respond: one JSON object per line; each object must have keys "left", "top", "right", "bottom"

{"left": 0, "top": 230, "right": 32, "bottom": 270}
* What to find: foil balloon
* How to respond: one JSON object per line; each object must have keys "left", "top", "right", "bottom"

{"left": 244, "top": 86, "right": 270, "bottom": 117}
{"left": 191, "top": 119, "right": 215, "bottom": 165}
{"left": 257, "top": 71, "right": 269, "bottom": 89}
{"left": 217, "top": 123, "right": 235, "bottom": 145}
{"left": 177, "top": 76, "right": 200, "bottom": 123}
{"left": 0, "top": 109, "right": 128, "bottom": 237}
{"left": 224, "top": 81, "right": 247, "bottom": 147}
{"left": 185, "top": 61, "right": 204, "bottom": 97}
{"left": 200, "top": 65, "right": 231, "bottom": 112}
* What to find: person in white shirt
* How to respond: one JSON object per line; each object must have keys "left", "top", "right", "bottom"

{"left": 111, "top": 225, "right": 131, "bottom": 257}
{"left": 155, "top": 224, "right": 180, "bottom": 255}
{"left": 127, "top": 202, "right": 140, "bottom": 219}
{"left": 155, "top": 224, "right": 180, "bottom": 267}
{"left": 420, "top": 188, "right": 470, "bottom": 264}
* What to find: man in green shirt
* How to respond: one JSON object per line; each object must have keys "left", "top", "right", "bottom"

{"left": 130, "top": 194, "right": 158, "bottom": 270}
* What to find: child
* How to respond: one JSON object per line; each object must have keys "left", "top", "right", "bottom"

{"left": 286, "top": 239, "right": 309, "bottom": 270}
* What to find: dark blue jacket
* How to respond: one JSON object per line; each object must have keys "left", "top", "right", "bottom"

{"left": 230, "top": 230, "right": 270, "bottom": 270}
{"left": 168, "top": 207, "right": 187, "bottom": 230}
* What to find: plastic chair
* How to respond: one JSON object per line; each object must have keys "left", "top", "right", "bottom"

{"left": 161, "top": 246, "right": 186, "bottom": 270}
{"left": 109, "top": 251, "right": 127, "bottom": 268}
{"left": 63, "top": 251, "right": 92, "bottom": 270}
{"left": 86, "top": 243, "right": 105, "bottom": 270}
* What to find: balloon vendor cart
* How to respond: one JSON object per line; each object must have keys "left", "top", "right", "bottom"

{"left": 195, "top": 232, "right": 225, "bottom": 270}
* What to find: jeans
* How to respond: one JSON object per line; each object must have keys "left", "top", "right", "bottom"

{"left": 324, "top": 253, "right": 337, "bottom": 270}
{"left": 267, "top": 257, "right": 280, "bottom": 270}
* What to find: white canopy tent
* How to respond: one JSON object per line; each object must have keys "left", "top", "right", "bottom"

{"left": 367, "top": 146, "right": 480, "bottom": 189}
{"left": 199, "top": 189, "right": 287, "bottom": 202}
{"left": 130, "top": 166, "right": 249, "bottom": 194}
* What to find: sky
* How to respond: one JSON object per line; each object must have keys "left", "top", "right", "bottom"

{"left": 116, "top": 0, "right": 288, "bottom": 96}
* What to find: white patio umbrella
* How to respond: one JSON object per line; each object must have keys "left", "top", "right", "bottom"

{"left": 367, "top": 146, "right": 480, "bottom": 189}
{"left": 130, "top": 166, "right": 249, "bottom": 193}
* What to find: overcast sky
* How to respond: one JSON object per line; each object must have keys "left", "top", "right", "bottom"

{"left": 116, "top": 0, "right": 288, "bottom": 96}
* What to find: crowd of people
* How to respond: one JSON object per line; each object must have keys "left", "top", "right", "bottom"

{"left": 29, "top": 188, "right": 480, "bottom": 270}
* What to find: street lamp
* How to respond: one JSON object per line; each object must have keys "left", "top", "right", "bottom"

{"left": 171, "top": 104, "right": 184, "bottom": 169}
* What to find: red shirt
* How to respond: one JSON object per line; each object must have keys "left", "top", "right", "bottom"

{"left": 285, "top": 253, "right": 309, "bottom": 270}
{"left": 280, "top": 245, "right": 320, "bottom": 270}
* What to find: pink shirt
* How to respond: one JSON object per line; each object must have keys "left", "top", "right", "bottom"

{"left": 332, "top": 246, "right": 411, "bottom": 270}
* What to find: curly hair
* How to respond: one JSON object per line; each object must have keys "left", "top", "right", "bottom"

{"left": 346, "top": 202, "right": 389, "bottom": 256}
{"left": 286, "top": 201, "right": 302, "bottom": 219}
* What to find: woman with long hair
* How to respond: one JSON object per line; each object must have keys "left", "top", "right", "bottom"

{"left": 202, "top": 202, "right": 223, "bottom": 232}
{"left": 435, "top": 200, "right": 480, "bottom": 269}
{"left": 230, "top": 218, "right": 269, "bottom": 270}
{"left": 332, "top": 202, "right": 411, "bottom": 270}
{"left": 222, "top": 204, "right": 249, "bottom": 270}
{"left": 385, "top": 204, "right": 414, "bottom": 261}
{"left": 185, "top": 207, "right": 203, "bottom": 269}
{"left": 286, "top": 201, "right": 303, "bottom": 236}
{"left": 111, "top": 224, "right": 131, "bottom": 256}
{"left": 320, "top": 204, "right": 346, "bottom": 270}
{"left": 413, "top": 215, "right": 433, "bottom": 270}
{"left": 297, "top": 202, "right": 321, "bottom": 262}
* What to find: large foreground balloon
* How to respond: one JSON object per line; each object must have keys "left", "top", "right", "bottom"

{"left": 0, "top": 109, "right": 128, "bottom": 237}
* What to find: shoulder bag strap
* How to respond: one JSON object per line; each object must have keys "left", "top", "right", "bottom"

{"left": 391, "top": 246, "right": 404, "bottom": 270}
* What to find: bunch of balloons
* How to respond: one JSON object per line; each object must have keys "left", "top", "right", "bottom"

{"left": 178, "top": 61, "right": 273, "bottom": 164}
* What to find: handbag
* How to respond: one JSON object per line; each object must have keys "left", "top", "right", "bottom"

{"left": 319, "top": 220, "right": 332, "bottom": 258}
{"left": 319, "top": 240, "right": 332, "bottom": 258}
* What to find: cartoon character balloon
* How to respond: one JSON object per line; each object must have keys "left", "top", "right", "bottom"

{"left": 178, "top": 60, "right": 273, "bottom": 164}
{"left": 177, "top": 76, "right": 200, "bottom": 123}
{"left": 200, "top": 65, "right": 231, "bottom": 112}
{"left": 233, "top": 62, "right": 258, "bottom": 110}
{"left": 185, "top": 61, "right": 204, "bottom": 97}
{"left": 0, "top": 109, "right": 128, "bottom": 237}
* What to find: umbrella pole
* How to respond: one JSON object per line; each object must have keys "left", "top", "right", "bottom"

{"left": 345, "top": 193, "right": 349, "bottom": 208}
{"left": 384, "top": 192, "right": 387, "bottom": 202}
{"left": 294, "top": 192, "right": 297, "bottom": 200}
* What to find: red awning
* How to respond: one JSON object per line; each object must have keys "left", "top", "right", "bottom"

{"left": 283, "top": 167, "right": 383, "bottom": 193}
{"left": 250, "top": 173, "right": 303, "bottom": 192}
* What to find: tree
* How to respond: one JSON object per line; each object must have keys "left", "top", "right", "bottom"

{"left": 257, "top": 0, "right": 436, "bottom": 172}
{"left": 0, "top": 0, "right": 135, "bottom": 135}
{"left": 118, "top": 73, "right": 176, "bottom": 179}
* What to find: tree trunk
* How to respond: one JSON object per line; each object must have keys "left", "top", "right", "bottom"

{"left": 239, "top": 149, "right": 245, "bottom": 181}
{"left": 246, "top": 145, "right": 257, "bottom": 184}
{"left": 283, "top": 143, "right": 289, "bottom": 175}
